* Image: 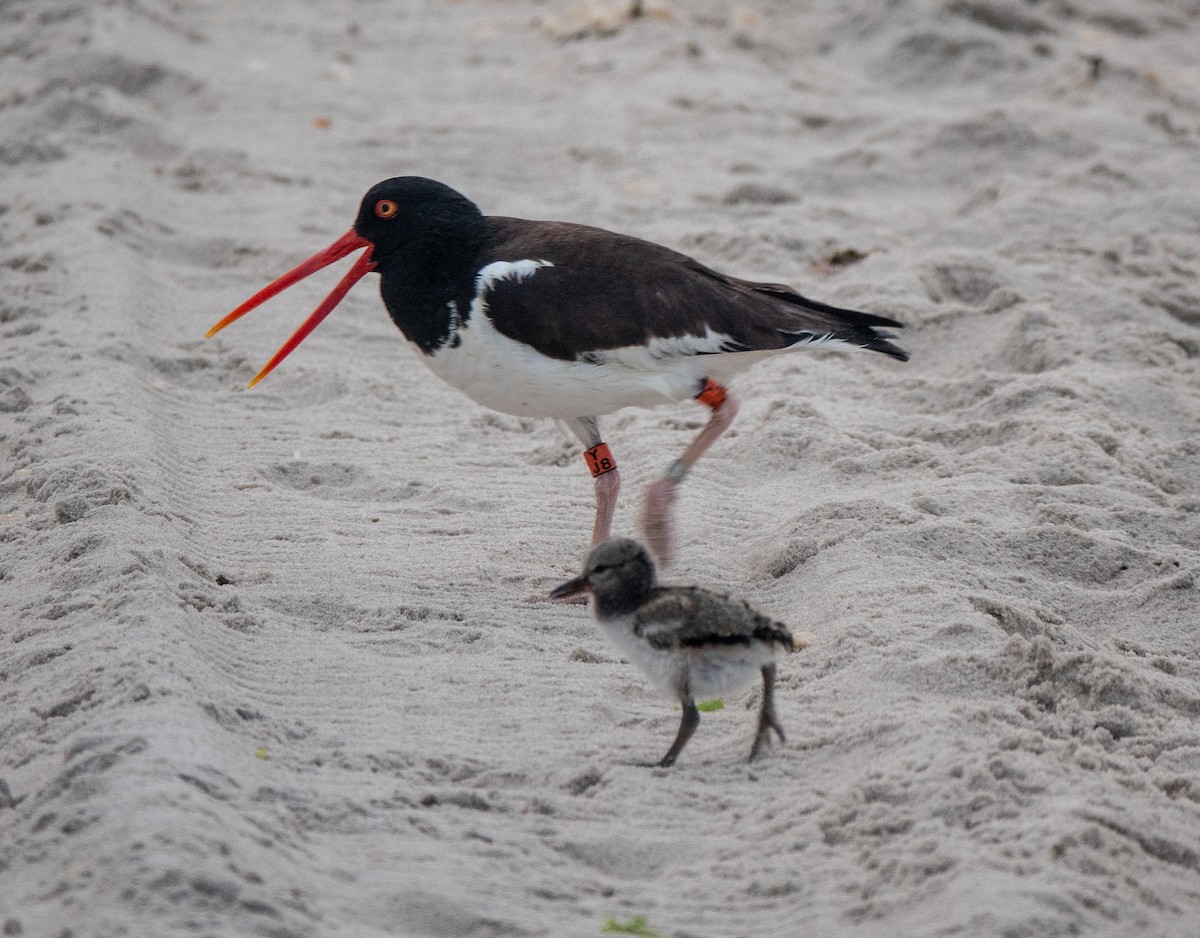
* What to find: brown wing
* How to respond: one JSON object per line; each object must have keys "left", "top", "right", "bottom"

{"left": 474, "top": 218, "right": 907, "bottom": 363}
{"left": 632, "top": 587, "right": 795, "bottom": 651}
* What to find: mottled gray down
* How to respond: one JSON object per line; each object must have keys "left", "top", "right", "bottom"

{"left": 5, "top": 0, "right": 1200, "bottom": 935}
{"left": 632, "top": 586, "right": 795, "bottom": 651}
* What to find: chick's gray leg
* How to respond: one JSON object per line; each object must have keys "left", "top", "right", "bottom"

{"left": 659, "top": 698, "right": 700, "bottom": 768}
{"left": 749, "top": 663, "right": 785, "bottom": 762}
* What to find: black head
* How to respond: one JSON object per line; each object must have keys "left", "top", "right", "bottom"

{"left": 207, "top": 176, "right": 488, "bottom": 387}
{"left": 550, "top": 538, "right": 657, "bottom": 616}
{"left": 353, "top": 176, "right": 487, "bottom": 266}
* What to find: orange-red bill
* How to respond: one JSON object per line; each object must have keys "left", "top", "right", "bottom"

{"left": 205, "top": 228, "right": 376, "bottom": 387}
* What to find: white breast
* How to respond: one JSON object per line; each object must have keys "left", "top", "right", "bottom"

{"left": 411, "top": 260, "right": 762, "bottom": 419}
{"left": 597, "top": 615, "right": 687, "bottom": 697}
{"left": 596, "top": 614, "right": 776, "bottom": 702}
{"left": 683, "top": 645, "right": 775, "bottom": 701}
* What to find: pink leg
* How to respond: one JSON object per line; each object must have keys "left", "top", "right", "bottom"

{"left": 551, "top": 443, "right": 619, "bottom": 603}
{"left": 640, "top": 380, "right": 739, "bottom": 568}
{"left": 572, "top": 419, "right": 622, "bottom": 546}
{"left": 591, "top": 465, "right": 621, "bottom": 544}
{"left": 528, "top": 422, "right": 621, "bottom": 604}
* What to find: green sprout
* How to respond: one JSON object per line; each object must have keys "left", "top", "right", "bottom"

{"left": 697, "top": 698, "right": 724, "bottom": 712}
{"left": 255, "top": 746, "right": 270, "bottom": 761}
{"left": 602, "top": 916, "right": 660, "bottom": 937}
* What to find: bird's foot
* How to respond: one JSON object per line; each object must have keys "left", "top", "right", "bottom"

{"left": 748, "top": 716, "right": 786, "bottom": 762}
{"left": 610, "top": 758, "right": 672, "bottom": 769}
{"left": 639, "top": 476, "right": 678, "bottom": 568}
{"left": 748, "top": 732, "right": 770, "bottom": 762}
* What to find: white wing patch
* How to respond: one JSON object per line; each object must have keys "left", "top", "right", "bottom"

{"left": 643, "top": 327, "right": 744, "bottom": 360}
{"left": 582, "top": 326, "right": 744, "bottom": 370}
{"left": 475, "top": 259, "right": 554, "bottom": 296}
{"left": 781, "top": 332, "right": 856, "bottom": 352}
{"left": 581, "top": 329, "right": 858, "bottom": 367}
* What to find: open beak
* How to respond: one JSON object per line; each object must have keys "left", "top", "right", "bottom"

{"left": 549, "top": 573, "right": 591, "bottom": 601}
{"left": 206, "top": 228, "right": 376, "bottom": 388}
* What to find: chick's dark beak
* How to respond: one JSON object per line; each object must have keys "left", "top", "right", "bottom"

{"left": 549, "top": 573, "right": 591, "bottom": 600}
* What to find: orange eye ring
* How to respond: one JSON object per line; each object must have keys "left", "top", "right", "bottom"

{"left": 375, "top": 199, "right": 398, "bottom": 219}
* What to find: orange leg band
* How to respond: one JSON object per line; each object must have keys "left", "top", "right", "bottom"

{"left": 584, "top": 443, "right": 618, "bottom": 477}
{"left": 696, "top": 378, "right": 728, "bottom": 410}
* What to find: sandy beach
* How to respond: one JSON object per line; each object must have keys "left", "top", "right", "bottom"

{"left": 3, "top": 1, "right": 1200, "bottom": 935}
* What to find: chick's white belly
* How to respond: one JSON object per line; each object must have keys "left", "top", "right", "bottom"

{"left": 599, "top": 617, "right": 773, "bottom": 701}
{"left": 685, "top": 645, "right": 774, "bottom": 700}
{"left": 599, "top": 618, "right": 687, "bottom": 696}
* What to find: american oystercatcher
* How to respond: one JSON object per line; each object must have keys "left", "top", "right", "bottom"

{"left": 551, "top": 538, "right": 810, "bottom": 766}
{"left": 207, "top": 177, "right": 906, "bottom": 563}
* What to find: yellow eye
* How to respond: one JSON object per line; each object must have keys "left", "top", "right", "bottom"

{"left": 375, "top": 199, "right": 398, "bottom": 219}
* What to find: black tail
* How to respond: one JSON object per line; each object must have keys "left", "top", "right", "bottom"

{"left": 756, "top": 285, "right": 909, "bottom": 362}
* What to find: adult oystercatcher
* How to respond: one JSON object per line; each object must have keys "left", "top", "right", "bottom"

{"left": 207, "top": 177, "right": 906, "bottom": 564}
{"left": 551, "top": 538, "right": 811, "bottom": 766}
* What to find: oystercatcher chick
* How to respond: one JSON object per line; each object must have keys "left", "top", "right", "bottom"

{"left": 207, "top": 177, "right": 907, "bottom": 565}
{"left": 551, "top": 538, "right": 809, "bottom": 766}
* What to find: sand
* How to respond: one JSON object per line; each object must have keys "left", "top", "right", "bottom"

{"left": 3, "top": 0, "right": 1200, "bottom": 935}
